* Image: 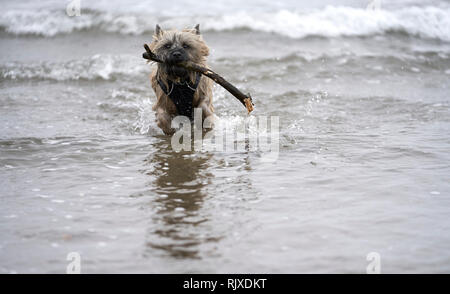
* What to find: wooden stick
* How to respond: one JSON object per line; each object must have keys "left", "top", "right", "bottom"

{"left": 143, "top": 44, "right": 254, "bottom": 113}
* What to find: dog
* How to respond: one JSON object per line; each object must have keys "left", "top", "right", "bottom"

{"left": 148, "top": 24, "right": 214, "bottom": 135}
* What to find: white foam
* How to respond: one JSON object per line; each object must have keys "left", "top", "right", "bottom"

{"left": 0, "top": 6, "right": 449, "bottom": 41}
{"left": 133, "top": 98, "right": 157, "bottom": 135}
{"left": 1, "top": 54, "right": 148, "bottom": 81}
{"left": 0, "top": 10, "right": 97, "bottom": 36}
{"left": 201, "top": 6, "right": 450, "bottom": 41}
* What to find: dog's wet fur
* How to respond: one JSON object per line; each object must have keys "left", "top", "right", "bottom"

{"left": 148, "top": 24, "right": 214, "bottom": 135}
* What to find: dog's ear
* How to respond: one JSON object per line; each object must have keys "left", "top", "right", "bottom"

{"left": 155, "top": 24, "right": 163, "bottom": 36}
{"left": 194, "top": 24, "right": 200, "bottom": 35}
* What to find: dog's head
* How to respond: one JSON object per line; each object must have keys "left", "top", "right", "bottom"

{"left": 149, "top": 24, "right": 209, "bottom": 79}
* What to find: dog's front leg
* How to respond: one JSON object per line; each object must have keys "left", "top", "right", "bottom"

{"left": 198, "top": 101, "right": 215, "bottom": 131}
{"left": 155, "top": 107, "right": 175, "bottom": 135}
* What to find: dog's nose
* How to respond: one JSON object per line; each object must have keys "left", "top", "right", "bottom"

{"left": 172, "top": 52, "right": 182, "bottom": 58}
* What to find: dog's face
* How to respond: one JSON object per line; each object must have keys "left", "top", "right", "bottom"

{"left": 149, "top": 24, "right": 209, "bottom": 79}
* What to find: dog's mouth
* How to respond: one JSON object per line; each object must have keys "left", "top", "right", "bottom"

{"left": 159, "top": 49, "right": 190, "bottom": 78}
{"left": 166, "top": 57, "right": 188, "bottom": 65}
{"left": 161, "top": 64, "right": 189, "bottom": 78}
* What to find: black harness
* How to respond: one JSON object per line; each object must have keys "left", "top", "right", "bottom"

{"left": 157, "top": 72, "right": 201, "bottom": 120}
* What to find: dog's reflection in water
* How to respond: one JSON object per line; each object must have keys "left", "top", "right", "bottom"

{"left": 143, "top": 137, "right": 220, "bottom": 259}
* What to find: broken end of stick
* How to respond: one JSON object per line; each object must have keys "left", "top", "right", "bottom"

{"left": 244, "top": 95, "right": 254, "bottom": 114}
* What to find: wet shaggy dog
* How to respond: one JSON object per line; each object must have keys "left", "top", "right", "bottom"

{"left": 148, "top": 24, "right": 214, "bottom": 135}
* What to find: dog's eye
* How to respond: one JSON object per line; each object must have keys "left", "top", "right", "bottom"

{"left": 182, "top": 43, "right": 190, "bottom": 49}
{"left": 164, "top": 43, "right": 172, "bottom": 49}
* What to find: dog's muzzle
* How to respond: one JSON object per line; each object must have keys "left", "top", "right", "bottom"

{"left": 167, "top": 49, "right": 188, "bottom": 64}
{"left": 162, "top": 50, "right": 189, "bottom": 77}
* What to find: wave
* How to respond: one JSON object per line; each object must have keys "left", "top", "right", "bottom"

{"left": 1, "top": 54, "right": 148, "bottom": 81}
{"left": 204, "top": 6, "right": 450, "bottom": 41}
{"left": 3, "top": 48, "right": 448, "bottom": 82}
{"left": 0, "top": 6, "right": 449, "bottom": 41}
{"left": 0, "top": 9, "right": 153, "bottom": 36}
{"left": 215, "top": 50, "right": 450, "bottom": 78}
